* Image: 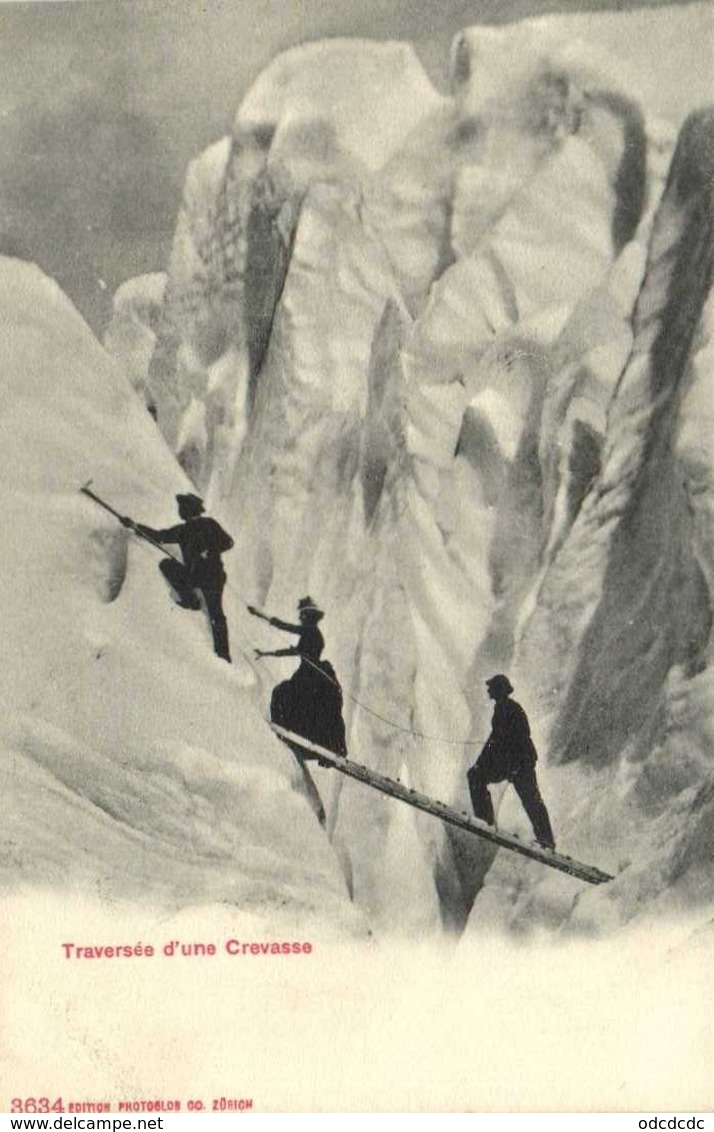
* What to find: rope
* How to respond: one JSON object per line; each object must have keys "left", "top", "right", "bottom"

{"left": 88, "top": 488, "right": 485, "bottom": 751}
{"left": 216, "top": 563, "right": 490, "bottom": 749}
{"left": 252, "top": 631, "right": 486, "bottom": 749}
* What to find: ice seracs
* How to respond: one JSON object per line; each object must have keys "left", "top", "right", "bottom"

{"left": 101, "top": 6, "right": 714, "bottom": 938}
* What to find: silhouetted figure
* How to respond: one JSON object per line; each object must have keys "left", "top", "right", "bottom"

{"left": 248, "top": 597, "right": 347, "bottom": 764}
{"left": 468, "top": 675, "right": 556, "bottom": 849}
{"left": 122, "top": 493, "right": 234, "bottom": 662}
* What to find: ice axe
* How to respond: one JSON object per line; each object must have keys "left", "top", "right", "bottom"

{"left": 80, "top": 480, "right": 182, "bottom": 563}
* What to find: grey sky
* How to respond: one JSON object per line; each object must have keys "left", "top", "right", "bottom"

{"left": 0, "top": 0, "right": 692, "bottom": 332}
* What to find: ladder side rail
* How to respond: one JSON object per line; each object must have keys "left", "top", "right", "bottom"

{"left": 269, "top": 725, "right": 613, "bottom": 884}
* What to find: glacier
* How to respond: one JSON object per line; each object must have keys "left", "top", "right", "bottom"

{"left": 2, "top": 3, "right": 712, "bottom": 953}
{"left": 0, "top": 258, "right": 363, "bottom": 940}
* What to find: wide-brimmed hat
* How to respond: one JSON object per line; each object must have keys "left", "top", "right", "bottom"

{"left": 485, "top": 673, "right": 513, "bottom": 696}
{"left": 176, "top": 493, "right": 205, "bottom": 516}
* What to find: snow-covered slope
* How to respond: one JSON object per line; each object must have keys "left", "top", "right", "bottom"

{"left": 0, "top": 257, "right": 362, "bottom": 936}
{"left": 105, "top": 3, "right": 713, "bottom": 939}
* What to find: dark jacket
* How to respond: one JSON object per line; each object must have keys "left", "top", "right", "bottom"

{"left": 265, "top": 619, "right": 324, "bottom": 663}
{"left": 476, "top": 697, "right": 538, "bottom": 781}
{"left": 140, "top": 516, "right": 233, "bottom": 586}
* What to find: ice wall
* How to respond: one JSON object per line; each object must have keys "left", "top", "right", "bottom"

{"left": 0, "top": 257, "right": 362, "bottom": 937}
{"left": 108, "top": 4, "right": 714, "bottom": 937}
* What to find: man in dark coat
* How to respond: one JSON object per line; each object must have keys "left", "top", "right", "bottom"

{"left": 467, "top": 674, "right": 556, "bottom": 849}
{"left": 122, "top": 493, "right": 234, "bottom": 662}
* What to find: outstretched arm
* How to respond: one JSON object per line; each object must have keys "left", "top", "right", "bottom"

{"left": 247, "top": 607, "right": 301, "bottom": 634}
{"left": 247, "top": 605, "right": 269, "bottom": 621}
{"left": 124, "top": 521, "right": 185, "bottom": 544}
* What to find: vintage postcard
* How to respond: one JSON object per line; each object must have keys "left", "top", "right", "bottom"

{"left": 0, "top": 0, "right": 712, "bottom": 1114}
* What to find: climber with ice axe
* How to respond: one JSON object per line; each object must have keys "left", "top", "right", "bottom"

{"left": 81, "top": 483, "right": 234, "bottom": 662}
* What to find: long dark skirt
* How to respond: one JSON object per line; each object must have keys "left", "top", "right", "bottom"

{"left": 270, "top": 660, "right": 347, "bottom": 760}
